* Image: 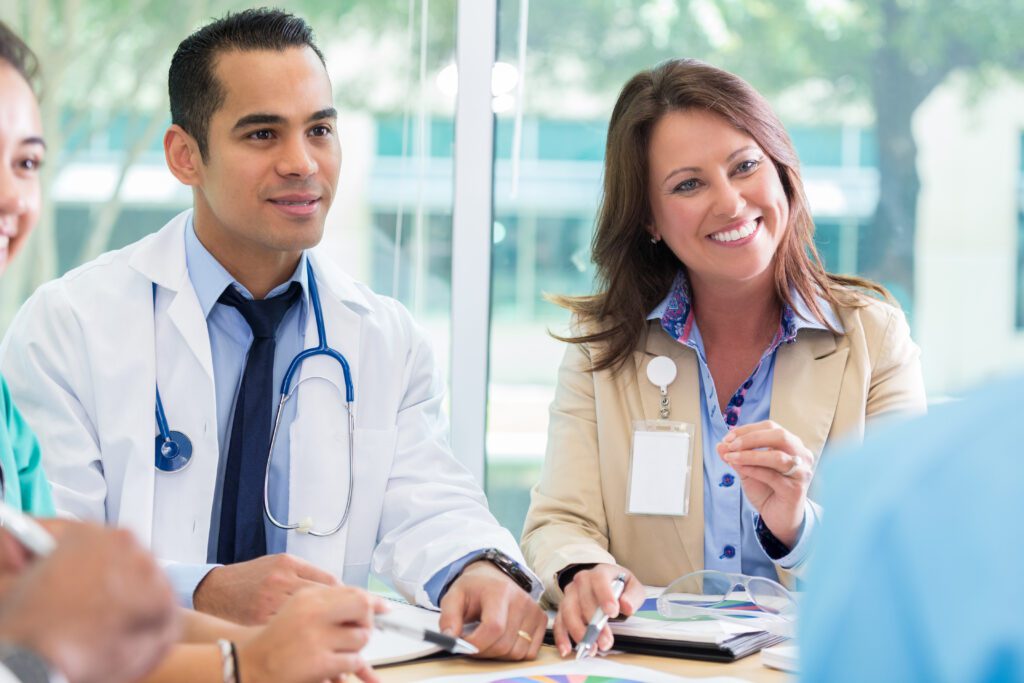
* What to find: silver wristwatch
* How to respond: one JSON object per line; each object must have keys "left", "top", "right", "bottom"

{"left": 0, "top": 643, "right": 67, "bottom": 683}
{"left": 466, "top": 548, "right": 535, "bottom": 593}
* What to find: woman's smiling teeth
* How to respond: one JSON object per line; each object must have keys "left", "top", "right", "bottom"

{"left": 709, "top": 218, "right": 759, "bottom": 243}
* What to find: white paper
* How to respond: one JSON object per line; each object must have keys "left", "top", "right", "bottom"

{"left": 412, "top": 658, "right": 749, "bottom": 682}
{"left": 612, "top": 609, "right": 758, "bottom": 644}
{"left": 363, "top": 602, "right": 444, "bottom": 666}
{"left": 761, "top": 644, "right": 800, "bottom": 673}
{"left": 628, "top": 430, "right": 691, "bottom": 515}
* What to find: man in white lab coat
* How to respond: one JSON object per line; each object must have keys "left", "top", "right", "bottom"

{"left": 0, "top": 8, "right": 547, "bottom": 660}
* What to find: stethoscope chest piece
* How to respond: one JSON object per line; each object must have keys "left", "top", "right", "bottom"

{"left": 155, "top": 431, "right": 193, "bottom": 472}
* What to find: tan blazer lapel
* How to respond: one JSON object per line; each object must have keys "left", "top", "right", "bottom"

{"left": 770, "top": 329, "right": 849, "bottom": 464}
{"left": 633, "top": 322, "right": 706, "bottom": 574}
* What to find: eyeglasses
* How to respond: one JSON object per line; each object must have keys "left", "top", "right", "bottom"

{"left": 656, "top": 570, "right": 797, "bottom": 638}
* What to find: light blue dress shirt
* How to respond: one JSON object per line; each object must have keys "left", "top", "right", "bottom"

{"left": 166, "top": 220, "right": 483, "bottom": 606}
{"left": 647, "top": 272, "right": 838, "bottom": 578}
{"left": 800, "top": 374, "right": 1024, "bottom": 682}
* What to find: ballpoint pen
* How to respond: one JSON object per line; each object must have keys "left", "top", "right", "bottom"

{"left": 575, "top": 572, "right": 627, "bottom": 660}
{"left": 374, "top": 615, "right": 479, "bottom": 655}
{"left": 0, "top": 499, "right": 56, "bottom": 557}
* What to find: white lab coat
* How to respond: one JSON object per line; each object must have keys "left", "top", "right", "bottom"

{"left": 0, "top": 210, "right": 530, "bottom": 607}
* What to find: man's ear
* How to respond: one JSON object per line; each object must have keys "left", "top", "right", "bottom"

{"left": 164, "top": 124, "right": 203, "bottom": 186}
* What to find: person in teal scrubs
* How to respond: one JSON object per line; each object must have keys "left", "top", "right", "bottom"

{"left": 0, "top": 23, "right": 54, "bottom": 517}
{"left": 0, "top": 380, "right": 54, "bottom": 515}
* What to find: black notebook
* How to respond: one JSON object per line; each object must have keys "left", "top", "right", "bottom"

{"left": 548, "top": 594, "right": 788, "bottom": 663}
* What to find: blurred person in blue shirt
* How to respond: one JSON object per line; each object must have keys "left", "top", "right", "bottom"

{"left": 801, "top": 373, "right": 1024, "bottom": 682}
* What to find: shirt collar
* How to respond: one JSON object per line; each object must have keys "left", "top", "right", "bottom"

{"left": 646, "top": 269, "right": 845, "bottom": 339}
{"left": 184, "top": 216, "right": 310, "bottom": 322}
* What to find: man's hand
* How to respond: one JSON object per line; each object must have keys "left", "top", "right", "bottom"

{"left": 193, "top": 553, "right": 338, "bottom": 625}
{"left": 0, "top": 524, "right": 179, "bottom": 683}
{"left": 552, "top": 564, "right": 645, "bottom": 657}
{"left": 438, "top": 560, "right": 545, "bottom": 661}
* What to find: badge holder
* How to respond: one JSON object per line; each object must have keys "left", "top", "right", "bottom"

{"left": 626, "top": 356, "right": 696, "bottom": 517}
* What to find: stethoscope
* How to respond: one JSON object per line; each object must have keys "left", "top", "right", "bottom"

{"left": 153, "top": 260, "right": 356, "bottom": 536}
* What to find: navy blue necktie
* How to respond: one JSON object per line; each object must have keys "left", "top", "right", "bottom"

{"left": 216, "top": 281, "right": 302, "bottom": 564}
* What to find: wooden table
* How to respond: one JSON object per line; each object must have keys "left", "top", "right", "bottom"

{"left": 376, "top": 645, "right": 792, "bottom": 682}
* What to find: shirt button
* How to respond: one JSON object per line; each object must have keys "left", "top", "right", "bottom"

{"left": 720, "top": 473, "right": 735, "bottom": 487}
{"left": 720, "top": 544, "right": 736, "bottom": 559}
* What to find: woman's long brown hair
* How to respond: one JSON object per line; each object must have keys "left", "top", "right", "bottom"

{"left": 553, "top": 58, "right": 890, "bottom": 372}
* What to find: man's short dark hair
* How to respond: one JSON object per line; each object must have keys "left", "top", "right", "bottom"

{"left": 168, "top": 8, "right": 326, "bottom": 161}
{"left": 0, "top": 20, "right": 40, "bottom": 92}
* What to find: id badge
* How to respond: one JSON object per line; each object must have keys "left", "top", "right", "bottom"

{"left": 626, "top": 419, "right": 695, "bottom": 516}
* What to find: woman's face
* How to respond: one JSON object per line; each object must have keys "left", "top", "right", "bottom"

{"left": 646, "top": 108, "right": 789, "bottom": 291}
{"left": 0, "top": 62, "right": 44, "bottom": 276}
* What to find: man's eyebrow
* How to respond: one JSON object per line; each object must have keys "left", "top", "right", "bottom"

{"left": 231, "top": 109, "right": 338, "bottom": 131}
{"left": 308, "top": 108, "right": 337, "bottom": 122}
{"left": 232, "top": 113, "right": 285, "bottom": 131}
{"left": 22, "top": 136, "right": 46, "bottom": 149}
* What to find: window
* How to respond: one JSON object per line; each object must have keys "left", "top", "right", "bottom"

{"left": 484, "top": 0, "right": 1024, "bottom": 537}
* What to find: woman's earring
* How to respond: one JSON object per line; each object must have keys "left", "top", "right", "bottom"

{"left": 650, "top": 236, "right": 659, "bottom": 244}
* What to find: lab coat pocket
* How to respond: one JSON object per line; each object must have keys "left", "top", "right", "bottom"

{"left": 344, "top": 426, "right": 397, "bottom": 565}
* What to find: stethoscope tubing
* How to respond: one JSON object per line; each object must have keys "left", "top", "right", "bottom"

{"left": 153, "top": 259, "right": 356, "bottom": 536}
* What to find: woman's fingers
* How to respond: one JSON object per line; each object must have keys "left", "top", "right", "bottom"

{"left": 721, "top": 421, "right": 811, "bottom": 460}
{"left": 721, "top": 449, "right": 810, "bottom": 480}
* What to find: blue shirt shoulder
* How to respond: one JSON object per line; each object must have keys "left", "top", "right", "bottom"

{"left": 801, "top": 374, "right": 1024, "bottom": 683}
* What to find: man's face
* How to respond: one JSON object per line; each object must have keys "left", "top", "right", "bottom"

{"left": 191, "top": 46, "right": 340, "bottom": 259}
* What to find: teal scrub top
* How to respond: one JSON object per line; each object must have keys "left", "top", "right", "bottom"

{"left": 0, "top": 375, "right": 55, "bottom": 516}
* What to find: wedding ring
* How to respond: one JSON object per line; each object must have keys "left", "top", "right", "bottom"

{"left": 516, "top": 629, "right": 533, "bottom": 643}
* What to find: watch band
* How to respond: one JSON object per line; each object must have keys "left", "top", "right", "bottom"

{"left": 0, "top": 643, "right": 67, "bottom": 683}
{"left": 469, "top": 548, "right": 535, "bottom": 594}
{"left": 216, "top": 639, "right": 238, "bottom": 683}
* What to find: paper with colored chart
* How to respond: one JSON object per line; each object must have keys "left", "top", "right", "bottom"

{"left": 412, "top": 659, "right": 750, "bottom": 683}
{"left": 612, "top": 595, "right": 765, "bottom": 643}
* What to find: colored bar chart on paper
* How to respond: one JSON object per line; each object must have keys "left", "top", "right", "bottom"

{"left": 635, "top": 597, "right": 762, "bottom": 622}
{"left": 493, "top": 676, "right": 645, "bottom": 683}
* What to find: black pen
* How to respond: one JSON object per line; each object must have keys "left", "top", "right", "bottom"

{"left": 374, "top": 615, "right": 479, "bottom": 655}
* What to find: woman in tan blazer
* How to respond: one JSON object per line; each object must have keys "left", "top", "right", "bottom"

{"left": 520, "top": 59, "right": 926, "bottom": 657}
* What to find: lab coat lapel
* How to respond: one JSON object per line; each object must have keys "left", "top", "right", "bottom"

{"left": 285, "top": 258, "right": 362, "bottom": 578}
{"left": 633, "top": 322, "right": 705, "bottom": 574}
{"left": 128, "top": 212, "right": 215, "bottom": 382}
{"left": 125, "top": 211, "right": 220, "bottom": 561}
{"left": 770, "top": 329, "right": 848, "bottom": 465}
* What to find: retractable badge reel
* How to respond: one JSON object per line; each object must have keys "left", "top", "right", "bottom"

{"left": 626, "top": 356, "right": 696, "bottom": 517}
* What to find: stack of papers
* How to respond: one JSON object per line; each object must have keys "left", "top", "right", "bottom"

{"left": 608, "top": 594, "right": 787, "bottom": 662}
